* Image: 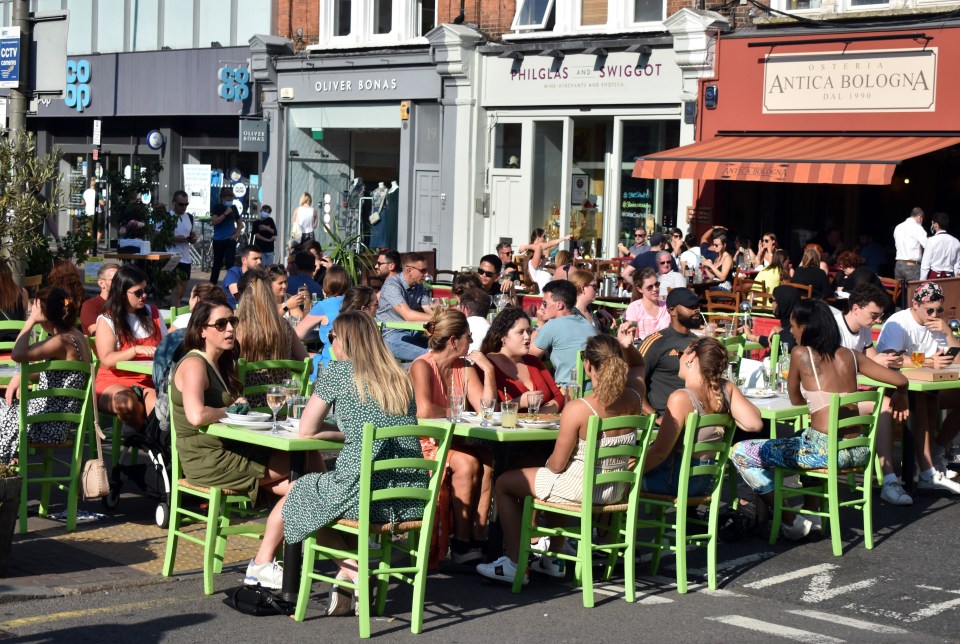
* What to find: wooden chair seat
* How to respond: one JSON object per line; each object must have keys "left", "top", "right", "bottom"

{"left": 534, "top": 498, "right": 630, "bottom": 513}
{"left": 27, "top": 440, "right": 73, "bottom": 450}
{"left": 178, "top": 479, "right": 244, "bottom": 497}
{"left": 336, "top": 518, "right": 423, "bottom": 534}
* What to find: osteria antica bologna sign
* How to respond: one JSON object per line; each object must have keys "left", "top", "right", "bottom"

{"left": 762, "top": 48, "right": 936, "bottom": 114}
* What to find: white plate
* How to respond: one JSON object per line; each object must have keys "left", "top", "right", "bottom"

{"left": 285, "top": 418, "right": 301, "bottom": 430}
{"left": 743, "top": 388, "right": 778, "bottom": 399}
{"left": 460, "top": 411, "right": 502, "bottom": 425}
{"left": 225, "top": 411, "right": 272, "bottom": 422}
{"left": 220, "top": 417, "right": 274, "bottom": 431}
{"left": 516, "top": 419, "right": 560, "bottom": 428}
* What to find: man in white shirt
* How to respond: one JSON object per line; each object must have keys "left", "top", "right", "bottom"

{"left": 893, "top": 207, "right": 927, "bottom": 283}
{"left": 655, "top": 250, "right": 686, "bottom": 298}
{"left": 876, "top": 282, "right": 960, "bottom": 494}
{"left": 457, "top": 287, "right": 491, "bottom": 353}
{"left": 831, "top": 284, "right": 912, "bottom": 505}
{"left": 920, "top": 212, "right": 960, "bottom": 280}
{"left": 83, "top": 177, "right": 104, "bottom": 245}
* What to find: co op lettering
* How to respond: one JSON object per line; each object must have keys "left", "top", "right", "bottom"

{"left": 65, "top": 59, "right": 91, "bottom": 113}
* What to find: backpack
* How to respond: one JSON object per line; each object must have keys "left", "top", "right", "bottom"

{"left": 226, "top": 585, "right": 294, "bottom": 616}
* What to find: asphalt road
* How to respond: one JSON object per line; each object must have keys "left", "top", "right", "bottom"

{"left": 2, "top": 489, "right": 958, "bottom": 643}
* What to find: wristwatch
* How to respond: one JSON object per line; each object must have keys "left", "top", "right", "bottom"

{"left": 282, "top": 305, "right": 289, "bottom": 313}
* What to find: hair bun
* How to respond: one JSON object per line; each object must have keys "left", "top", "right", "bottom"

{"left": 424, "top": 321, "right": 436, "bottom": 337}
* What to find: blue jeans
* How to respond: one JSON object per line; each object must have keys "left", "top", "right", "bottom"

{"left": 383, "top": 330, "right": 428, "bottom": 362}
{"left": 642, "top": 451, "right": 714, "bottom": 497}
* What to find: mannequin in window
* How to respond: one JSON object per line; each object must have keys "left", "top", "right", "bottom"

{"left": 383, "top": 181, "right": 400, "bottom": 251}
{"left": 369, "top": 182, "right": 389, "bottom": 249}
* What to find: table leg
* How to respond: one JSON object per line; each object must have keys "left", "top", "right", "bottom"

{"left": 902, "top": 393, "right": 917, "bottom": 492}
{"left": 484, "top": 443, "right": 509, "bottom": 561}
{"left": 281, "top": 451, "right": 307, "bottom": 602}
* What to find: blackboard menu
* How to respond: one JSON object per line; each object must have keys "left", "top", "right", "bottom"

{"left": 620, "top": 172, "right": 654, "bottom": 232}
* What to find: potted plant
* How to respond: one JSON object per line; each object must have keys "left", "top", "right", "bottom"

{"left": 0, "top": 463, "right": 21, "bottom": 574}
{"left": 320, "top": 218, "right": 374, "bottom": 285}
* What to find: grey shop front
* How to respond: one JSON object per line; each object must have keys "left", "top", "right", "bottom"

{"left": 29, "top": 47, "right": 258, "bottom": 238}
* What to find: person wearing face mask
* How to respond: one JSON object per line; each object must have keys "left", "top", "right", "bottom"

{"left": 254, "top": 204, "right": 278, "bottom": 265}
{"left": 637, "top": 288, "right": 705, "bottom": 417}
{"left": 209, "top": 187, "right": 243, "bottom": 285}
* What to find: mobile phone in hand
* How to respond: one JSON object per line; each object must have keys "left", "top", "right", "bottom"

{"left": 945, "top": 347, "right": 960, "bottom": 358}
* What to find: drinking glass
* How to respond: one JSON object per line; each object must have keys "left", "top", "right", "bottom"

{"left": 501, "top": 401, "right": 519, "bottom": 428}
{"left": 447, "top": 393, "right": 465, "bottom": 423}
{"left": 431, "top": 297, "right": 444, "bottom": 311}
{"left": 912, "top": 351, "right": 925, "bottom": 368}
{"left": 266, "top": 385, "right": 286, "bottom": 434}
{"left": 778, "top": 356, "right": 790, "bottom": 394}
{"left": 527, "top": 390, "right": 544, "bottom": 417}
{"left": 562, "top": 383, "right": 582, "bottom": 403}
{"left": 479, "top": 397, "right": 497, "bottom": 428}
{"left": 282, "top": 378, "right": 299, "bottom": 421}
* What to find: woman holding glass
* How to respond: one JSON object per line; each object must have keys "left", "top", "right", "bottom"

{"left": 625, "top": 268, "right": 669, "bottom": 341}
{"left": 480, "top": 307, "right": 563, "bottom": 413}
{"left": 170, "top": 300, "right": 292, "bottom": 589}
{"left": 477, "top": 334, "right": 641, "bottom": 583}
{"left": 411, "top": 308, "right": 497, "bottom": 564}
{"left": 252, "top": 311, "right": 426, "bottom": 614}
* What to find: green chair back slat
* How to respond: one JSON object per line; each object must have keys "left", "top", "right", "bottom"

{"left": 0, "top": 320, "right": 25, "bottom": 356}
{"left": 237, "top": 357, "right": 313, "bottom": 406}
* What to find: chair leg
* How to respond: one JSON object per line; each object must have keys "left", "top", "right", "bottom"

{"left": 162, "top": 487, "right": 182, "bottom": 577}
{"left": 65, "top": 455, "right": 81, "bottom": 533}
{"left": 376, "top": 534, "right": 392, "bottom": 616}
{"left": 675, "top": 505, "right": 688, "bottom": 594}
{"left": 827, "top": 476, "right": 842, "bottom": 557}
{"left": 649, "top": 506, "right": 666, "bottom": 575}
{"left": 202, "top": 489, "right": 222, "bottom": 595}
{"left": 357, "top": 534, "right": 371, "bottom": 639}
{"left": 39, "top": 449, "right": 53, "bottom": 519}
{"left": 214, "top": 503, "right": 231, "bottom": 574}
{"left": 603, "top": 513, "right": 623, "bottom": 583}
{"left": 410, "top": 531, "right": 429, "bottom": 635}
{"left": 768, "top": 470, "right": 784, "bottom": 546}
{"left": 863, "top": 472, "right": 874, "bottom": 551}
{"left": 294, "top": 536, "right": 316, "bottom": 622}
{"left": 580, "top": 514, "right": 595, "bottom": 608}
{"left": 512, "top": 498, "right": 535, "bottom": 594}
{"left": 619, "top": 511, "right": 636, "bottom": 603}
{"left": 18, "top": 459, "right": 28, "bottom": 535}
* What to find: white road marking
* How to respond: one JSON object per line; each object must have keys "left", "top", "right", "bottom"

{"left": 786, "top": 610, "right": 908, "bottom": 634}
{"left": 802, "top": 572, "right": 877, "bottom": 604}
{"left": 903, "top": 596, "right": 960, "bottom": 623}
{"left": 744, "top": 564, "right": 839, "bottom": 589}
{"left": 685, "top": 552, "right": 775, "bottom": 576}
{"left": 707, "top": 615, "right": 845, "bottom": 643}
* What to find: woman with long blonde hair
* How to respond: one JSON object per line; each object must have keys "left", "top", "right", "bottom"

{"left": 292, "top": 191, "right": 319, "bottom": 245}
{"left": 477, "top": 334, "right": 642, "bottom": 583}
{"left": 251, "top": 311, "right": 426, "bottom": 613}
{"left": 235, "top": 269, "right": 309, "bottom": 407}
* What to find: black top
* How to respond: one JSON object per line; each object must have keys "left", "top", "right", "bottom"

{"left": 253, "top": 216, "right": 277, "bottom": 254}
{"left": 639, "top": 325, "right": 693, "bottom": 414}
{"left": 631, "top": 250, "right": 678, "bottom": 273}
{"left": 790, "top": 266, "right": 831, "bottom": 299}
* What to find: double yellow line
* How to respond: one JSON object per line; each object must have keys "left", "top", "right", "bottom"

{"left": 0, "top": 595, "right": 202, "bottom": 631}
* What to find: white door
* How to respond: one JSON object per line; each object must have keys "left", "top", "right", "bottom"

{"left": 414, "top": 170, "right": 441, "bottom": 253}
{"left": 490, "top": 173, "right": 524, "bottom": 255}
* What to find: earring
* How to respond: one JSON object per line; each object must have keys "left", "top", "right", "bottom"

{"left": 685, "top": 361, "right": 693, "bottom": 368}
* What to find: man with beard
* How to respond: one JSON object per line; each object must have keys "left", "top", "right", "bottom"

{"left": 637, "top": 287, "right": 704, "bottom": 416}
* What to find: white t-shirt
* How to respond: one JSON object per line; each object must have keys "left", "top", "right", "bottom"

{"left": 658, "top": 271, "right": 687, "bottom": 298}
{"left": 171, "top": 311, "right": 192, "bottom": 329}
{"left": 529, "top": 265, "right": 552, "bottom": 292}
{"left": 295, "top": 205, "right": 316, "bottom": 235}
{"left": 83, "top": 187, "right": 98, "bottom": 216}
{"left": 876, "top": 308, "right": 947, "bottom": 357}
{"left": 467, "top": 316, "right": 490, "bottom": 353}
{"left": 97, "top": 306, "right": 168, "bottom": 342}
{"left": 679, "top": 247, "right": 701, "bottom": 272}
{"left": 831, "top": 305, "right": 872, "bottom": 353}
{"left": 167, "top": 211, "right": 194, "bottom": 263}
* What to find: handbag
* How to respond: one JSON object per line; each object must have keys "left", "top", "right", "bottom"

{"left": 81, "top": 383, "right": 110, "bottom": 500}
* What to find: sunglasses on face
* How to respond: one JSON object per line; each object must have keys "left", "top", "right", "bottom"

{"left": 866, "top": 311, "right": 883, "bottom": 321}
{"left": 206, "top": 316, "right": 239, "bottom": 332}
{"left": 174, "top": 201, "right": 189, "bottom": 207}
{"left": 635, "top": 234, "right": 646, "bottom": 239}
{"left": 926, "top": 307, "right": 945, "bottom": 315}
{"left": 477, "top": 268, "right": 497, "bottom": 278}
{"left": 328, "top": 331, "right": 338, "bottom": 342}
{"left": 658, "top": 260, "right": 671, "bottom": 265}
{"left": 128, "top": 288, "right": 147, "bottom": 299}
{"left": 644, "top": 283, "right": 660, "bottom": 290}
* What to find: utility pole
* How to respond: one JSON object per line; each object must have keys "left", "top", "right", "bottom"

{"left": 7, "top": 0, "right": 29, "bottom": 132}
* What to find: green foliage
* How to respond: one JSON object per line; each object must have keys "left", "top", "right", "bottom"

{"left": 0, "top": 131, "right": 62, "bottom": 264}
{"left": 321, "top": 218, "right": 374, "bottom": 285}
{"left": 0, "top": 463, "right": 18, "bottom": 478}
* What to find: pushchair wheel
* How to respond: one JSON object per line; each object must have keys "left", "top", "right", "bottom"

{"left": 102, "top": 485, "right": 121, "bottom": 509}
{"left": 155, "top": 502, "right": 170, "bottom": 529}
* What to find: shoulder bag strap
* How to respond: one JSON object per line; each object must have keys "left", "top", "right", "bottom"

{"left": 89, "top": 366, "right": 106, "bottom": 459}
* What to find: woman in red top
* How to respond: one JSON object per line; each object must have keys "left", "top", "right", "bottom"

{"left": 480, "top": 307, "right": 563, "bottom": 414}
{"left": 95, "top": 265, "right": 166, "bottom": 429}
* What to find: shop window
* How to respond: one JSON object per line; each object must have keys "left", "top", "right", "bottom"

{"left": 581, "top": 0, "right": 607, "bottom": 26}
{"left": 318, "top": 0, "right": 431, "bottom": 47}
{"left": 512, "top": 0, "right": 555, "bottom": 30}
{"left": 783, "top": 0, "right": 822, "bottom": 9}
{"left": 335, "top": 0, "right": 352, "bottom": 36}
{"left": 619, "top": 120, "right": 678, "bottom": 234}
{"left": 493, "top": 124, "right": 523, "bottom": 169}
{"left": 374, "top": 0, "right": 392, "bottom": 34}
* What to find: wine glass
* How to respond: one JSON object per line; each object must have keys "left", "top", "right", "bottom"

{"left": 479, "top": 397, "right": 497, "bottom": 428}
{"left": 282, "top": 378, "right": 299, "bottom": 424}
{"left": 266, "top": 385, "right": 286, "bottom": 434}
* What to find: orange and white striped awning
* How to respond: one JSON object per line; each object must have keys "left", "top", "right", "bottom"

{"left": 632, "top": 135, "right": 960, "bottom": 185}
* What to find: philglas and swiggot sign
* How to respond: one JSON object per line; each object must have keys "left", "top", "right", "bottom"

{"left": 762, "top": 48, "right": 937, "bottom": 114}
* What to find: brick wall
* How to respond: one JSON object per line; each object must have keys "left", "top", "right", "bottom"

{"left": 438, "top": 0, "right": 516, "bottom": 40}
{"left": 275, "top": 0, "right": 320, "bottom": 46}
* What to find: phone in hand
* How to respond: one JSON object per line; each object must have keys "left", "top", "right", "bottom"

{"left": 944, "top": 347, "right": 960, "bottom": 358}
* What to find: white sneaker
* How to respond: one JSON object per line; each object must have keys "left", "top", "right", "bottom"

{"left": 530, "top": 536, "right": 577, "bottom": 557}
{"left": 244, "top": 558, "right": 283, "bottom": 590}
{"left": 932, "top": 450, "right": 959, "bottom": 479}
{"left": 881, "top": 480, "right": 914, "bottom": 505}
{"left": 327, "top": 571, "right": 356, "bottom": 617}
{"left": 530, "top": 555, "right": 566, "bottom": 579}
{"left": 917, "top": 471, "right": 960, "bottom": 494}
{"left": 780, "top": 514, "right": 813, "bottom": 541}
{"left": 476, "top": 555, "right": 528, "bottom": 585}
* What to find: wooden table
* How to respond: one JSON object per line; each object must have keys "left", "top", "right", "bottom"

{"left": 204, "top": 422, "right": 344, "bottom": 602}
{"left": 115, "top": 360, "right": 155, "bottom": 376}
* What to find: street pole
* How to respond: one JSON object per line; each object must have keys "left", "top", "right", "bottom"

{"left": 7, "top": 0, "right": 29, "bottom": 133}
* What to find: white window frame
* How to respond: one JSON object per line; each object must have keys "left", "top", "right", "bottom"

{"left": 625, "top": 0, "right": 665, "bottom": 27}
{"left": 507, "top": 0, "right": 665, "bottom": 39}
{"left": 512, "top": 0, "right": 556, "bottom": 32}
{"left": 316, "top": 0, "right": 429, "bottom": 49}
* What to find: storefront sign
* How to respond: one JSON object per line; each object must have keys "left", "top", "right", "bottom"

{"left": 239, "top": 118, "right": 268, "bottom": 152}
{"left": 482, "top": 50, "right": 682, "bottom": 107}
{"left": 0, "top": 26, "right": 21, "bottom": 89}
{"left": 218, "top": 66, "right": 250, "bottom": 102}
{"left": 763, "top": 48, "right": 937, "bottom": 114}
{"left": 278, "top": 66, "right": 441, "bottom": 103}
{"left": 183, "top": 164, "right": 212, "bottom": 217}
{"left": 65, "top": 59, "right": 91, "bottom": 113}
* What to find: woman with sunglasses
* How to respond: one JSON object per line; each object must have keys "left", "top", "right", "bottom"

{"left": 733, "top": 299, "right": 908, "bottom": 540}
{"left": 266, "top": 264, "right": 306, "bottom": 327}
{"left": 410, "top": 308, "right": 497, "bottom": 564}
{"left": 755, "top": 232, "right": 778, "bottom": 269}
{"left": 754, "top": 249, "right": 791, "bottom": 294}
{"left": 171, "top": 300, "right": 293, "bottom": 591}
{"left": 569, "top": 268, "right": 610, "bottom": 333}
{"left": 625, "top": 268, "right": 669, "bottom": 341}
{"left": 700, "top": 230, "right": 734, "bottom": 291}
{"left": 95, "top": 265, "right": 166, "bottom": 429}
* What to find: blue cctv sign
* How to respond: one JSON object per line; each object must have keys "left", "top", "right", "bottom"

{"left": 0, "top": 26, "right": 20, "bottom": 89}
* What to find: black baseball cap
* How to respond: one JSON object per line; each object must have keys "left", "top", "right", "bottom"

{"left": 666, "top": 288, "right": 703, "bottom": 309}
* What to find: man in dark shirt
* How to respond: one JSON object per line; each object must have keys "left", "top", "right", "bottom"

{"left": 638, "top": 288, "right": 704, "bottom": 415}
{"left": 622, "top": 232, "right": 678, "bottom": 284}
{"left": 476, "top": 254, "right": 515, "bottom": 298}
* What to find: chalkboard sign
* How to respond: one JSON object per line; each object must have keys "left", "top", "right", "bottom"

{"left": 620, "top": 173, "right": 654, "bottom": 231}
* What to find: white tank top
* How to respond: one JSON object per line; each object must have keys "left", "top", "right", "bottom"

{"left": 295, "top": 205, "right": 315, "bottom": 233}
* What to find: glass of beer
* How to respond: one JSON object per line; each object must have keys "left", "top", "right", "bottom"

{"left": 912, "top": 351, "right": 925, "bottom": 368}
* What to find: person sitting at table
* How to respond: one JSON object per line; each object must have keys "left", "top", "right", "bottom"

{"left": 480, "top": 307, "right": 563, "bottom": 413}
{"left": 519, "top": 229, "right": 571, "bottom": 294}
{"left": 81, "top": 262, "right": 119, "bottom": 336}
{"left": 644, "top": 336, "right": 761, "bottom": 501}
{"left": 285, "top": 251, "right": 323, "bottom": 301}
{"left": 221, "top": 245, "right": 262, "bottom": 309}
{"left": 235, "top": 270, "right": 310, "bottom": 409}
{"left": 457, "top": 287, "right": 491, "bottom": 352}
{"left": 552, "top": 250, "right": 573, "bottom": 282}
{"left": 170, "top": 300, "right": 293, "bottom": 590}
{"left": 754, "top": 249, "right": 790, "bottom": 294}
{"left": 743, "top": 284, "right": 802, "bottom": 353}
{"left": 832, "top": 251, "right": 884, "bottom": 296}
{"left": 339, "top": 285, "right": 378, "bottom": 318}
{"left": 0, "top": 288, "right": 92, "bottom": 464}
{"left": 95, "top": 265, "right": 166, "bottom": 430}
{"left": 699, "top": 230, "right": 735, "bottom": 291}
{"left": 655, "top": 250, "right": 686, "bottom": 298}
{"left": 626, "top": 268, "right": 669, "bottom": 341}
{"left": 452, "top": 271, "right": 484, "bottom": 303}
{"left": 47, "top": 259, "right": 87, "bottom": 313}
{"left": 755, "top": 232, "right": 779, "bottom": 270}
{"left": 791, "top": 246, "right": 832, "bottom": 299}
{"left": 476, "top": 334, "right": 641, "bottom": 583}
{"left": 296, "top": 265, "right": 352, "bottom": 371}
{"left": 376, "top": 252, "right": 434, "bottom": 362}
{"left": 476, "top": 254, "right": 514, "bottom": 299}
{"left": 255, "top": 311, "right": 426, "bottom": 613}
{"left": 169, "top": 282, "right": 228, "bottom": 331}
{"left": 265, "top": 263, "right": 306, "bottom": 327}
{"left": 531, "top": 280, "right": 598, "bottom": 385}
{"left": 876, "top": 281, "right": 960, "bottom": 494}
{"left": 0, "top": 259, "right": 28, "bottom": 346}
{"left": 733, "top": 234, "right": 757, "bottom": 270}
{"left": 411, "top": 308, "right": 497, "bottom": 565}
{"left": 732, "top": 299, "right": 909, "bottom": 539}
{"left": 569, "top": 268, "right": 611, "bottom": 333}
{"left": 679, "top": 233, "right": 701, "bottom": 277}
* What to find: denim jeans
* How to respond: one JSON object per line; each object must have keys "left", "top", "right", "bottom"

{"left": 383, "top": 330, "right": 428, "bottom": 362}
{"left": 642, "top": 451, "right": 714, "bottom": 497}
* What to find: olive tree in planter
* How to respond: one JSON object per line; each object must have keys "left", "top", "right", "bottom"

{"left": 0, "top": 463, "right": 21, "bottom": 574}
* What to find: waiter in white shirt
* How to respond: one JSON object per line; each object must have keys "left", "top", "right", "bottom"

{"left": 920, "top": 211, "right": 960, "bottom": 280}
{"left": 893, "top": 206, "right": 926, "bottom": 283}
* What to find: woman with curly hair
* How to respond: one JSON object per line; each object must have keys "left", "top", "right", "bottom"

{"left": 832, "top": 250, "right": 883, "bottom": 294}
{"left": 47, "top": 259, "right": 86, "bottom": 312}
{"left": 0, "top": 259, "right": 28, "bottom": 344}
{"left": 476, "top": 334, "right": 642, "bottom": 583}
{"left": 644, "top": 336, "right": 762, "bottom": 497}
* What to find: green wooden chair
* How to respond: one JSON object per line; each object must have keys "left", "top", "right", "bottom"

{"left": 512, "top": 414, "right": 656, "bottom": 608}
{"left": 14, "top": 359, "right": 95, "bottom": 533}
{"left": 294, "top": 421, "right": 454, "bottom": 638}
{"left": 237, "top": 357, "right": 313, "bottom": 411}
{"left": 633, "top": 411, "right": 738, "bottom": 593}
{"left": 0, "top": 320, "right": 25, "bottom": 362}
{"left": 768, "top": 389, "right": 884, "bottom": 557}
{"left": 161, "top": 387, "right": 266, "bottom": 595}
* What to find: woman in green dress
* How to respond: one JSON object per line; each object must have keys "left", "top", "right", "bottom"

{"left": 170, "top": 300, "right": 293, "bottom": 589}
{"left": 249, "top": 311, "right": 426, "bottom": 615}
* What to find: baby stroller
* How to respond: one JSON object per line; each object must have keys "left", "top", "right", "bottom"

{"left": 103, "top": 330, "right": 185, "bottom": 528}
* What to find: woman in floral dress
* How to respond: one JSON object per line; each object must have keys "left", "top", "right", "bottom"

{"left": 0, "top": 288, "right": 92, "bottom": 463}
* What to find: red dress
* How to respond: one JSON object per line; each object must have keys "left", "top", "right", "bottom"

{"left": 95, "top": 305, "right": 163, "bottom": 396}
{"left": 484, "top": 355, "right": 564, "bottom": 411}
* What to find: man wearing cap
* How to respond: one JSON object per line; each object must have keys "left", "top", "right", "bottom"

{"left": 637, "top": 288, "right": 704, "bottom": 416}
{"left": 622, "top": 232, "right": 678, "bottom": 285}
{"left": 877, "top": 282, "right": 960, "bottom": 494}
{"left": 893, "top": 207, "right": 927, "bottom": 283}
